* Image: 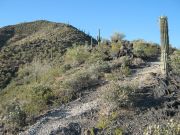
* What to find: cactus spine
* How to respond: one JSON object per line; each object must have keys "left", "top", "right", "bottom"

{"left": 160, "top": 16, "right": 169, "bottom": 77}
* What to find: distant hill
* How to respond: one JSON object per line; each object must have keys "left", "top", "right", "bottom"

{"left": 0, "top": 20, "right": 97, "bottom": 89}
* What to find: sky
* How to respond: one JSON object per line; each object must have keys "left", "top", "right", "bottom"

{"left": 0, "top": 0, "right": 179, "bottom": 48}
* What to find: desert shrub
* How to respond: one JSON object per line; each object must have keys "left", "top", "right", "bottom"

{"left": 54, "top": 88, "right": 74, "bottom": 105}
{"left": 105, "top": 57, "right": 132, "bottom": 81}
{"left": 31, "top": 84, "right": 54, "bottom": 105}
{"left": 22, "top": 84, "right": 54, "bottom": 116}
{"left": 88, "top": 45, "right": 110, "bottom": 63}
{"left": 96, "top": 115, "right": 110, "bottom": 129}
{"left": 120, "top": 66, "right": 132, "bottom": 77}
{"left": 96, "top": 111, "right": 123, "bottom": 135}
{"left": 109, "top": 57, "right": 126, "bottom": 70}
{"left": 133, "top": 41, "right": 159, "bottom": 59}
{"left": 120, "top": 56, "right": 131, "bottom": 67}
{"left": 62, "top": 70, "right": 98, "bottom": 93}
{"left": 105, "top": 68, "right": 131, "bottom": 81}
{"left": 55, "top": 69, "right": 100, "bottom": 102}
{"left": 89, "top": 61, "right": 111, "bottom": 74}
{"left": 104, "top": 82, "right": 134, "bottom": 108}
{"left": 111, "top": 32, "right": 125, "bottom": 43}
{"left": 60, "top": 64, "right": 71, "bottom": 73}
{"left": 144, "top": 119, "right": 180, "bottom": 135}
{"left": 5, "top": 103, "right": 26, "bottom": 128}
{"left": 65, "top": 45, "right": 90, "bottom": 66}
{"left": 16, "top": 60, "right": 52, "bottom": 84}
{"left": 170, "top": 50, "right": 180, "bottom": 75}
{"left": 110, "top": 42, "right": 122, "bottom": 58}
{"left": 117, "top": 56, "right": 132, "bottom": 77}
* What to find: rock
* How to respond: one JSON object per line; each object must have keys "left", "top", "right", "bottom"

{"left": 50, "top": 123, "right": 81, "bottom": 135}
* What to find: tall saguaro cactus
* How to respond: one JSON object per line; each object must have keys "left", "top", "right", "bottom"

{"left": 97, "top": 29, "right": 101, "bottom": 45}
{"left": 160, "top": 16, "right": 169, "bottom": 77}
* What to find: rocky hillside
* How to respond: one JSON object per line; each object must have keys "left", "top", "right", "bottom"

{"left": 0, "top": 20, "right": 97, "bottom": 89}
{"left": 0, "top": 21, "right": 179, "bottom": 135}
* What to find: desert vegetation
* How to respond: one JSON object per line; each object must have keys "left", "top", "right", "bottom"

{"left": 0, "top": 20, "right": 179, "bottom": 135}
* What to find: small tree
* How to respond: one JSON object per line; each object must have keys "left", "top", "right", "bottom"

{"left": 111, "top": 32, "right": 125, "bottom": 43}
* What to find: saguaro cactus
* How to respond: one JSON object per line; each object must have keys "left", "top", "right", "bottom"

{"left": 160, "top": 16, "right": 169, "bottom": 77}
{"left": 90, "top": 37, "right": 93, "bottom": 48}
{"left": 97, "top": 29, "right": 101, "bottom": 45}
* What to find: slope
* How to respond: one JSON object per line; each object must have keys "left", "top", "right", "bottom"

{"left": 0, "top": 20, "right": 96, "bottom": 89}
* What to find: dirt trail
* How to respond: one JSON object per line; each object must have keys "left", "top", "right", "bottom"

{"left": 20, "top": 61, "right": 161, "bottom": 135}
{"left": 116, "top": 62, "right": 161, "bottom": 88}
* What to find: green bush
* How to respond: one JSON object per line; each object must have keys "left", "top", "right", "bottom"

{"left": 16, "top": 60, "right": 52, "bottom": 84}
{"left": 133, "top": 41, "right": 159, "bottom": 59}
{"left": 32, "top": 84, "right": 54, "bottom": 105}
{"left": 53, "top": 68, "right": 100, "bottom": 103}
{"left": 22, "top": 84, "right": 54, "bottom": 116}
{"left": 62, "top": 70, "right": 98, "bottom": 93}
{"left": 89, "top": 61, "right": 111, "bottom": 74}
{"left": 65, "top": 45, "right": 90, "bottom": 66}
{"left": 88, "top": 45, "right": 110, "bottom": 63}
{"left": 120, "top": 65, "right": 132, "bottom": 77}
{"left": 96, "top": 111, "right": 123, "bottom": 135}
{"left": 118, "top": 56, "right": 132, "bottom": 77}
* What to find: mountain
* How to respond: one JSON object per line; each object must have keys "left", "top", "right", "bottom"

{"left": 0, "top": 20, "right": 97, "bottom": 89}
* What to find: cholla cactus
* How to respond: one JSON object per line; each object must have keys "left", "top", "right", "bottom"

{"left": 160, "top": 16, "right": 169, "bottom": 77}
